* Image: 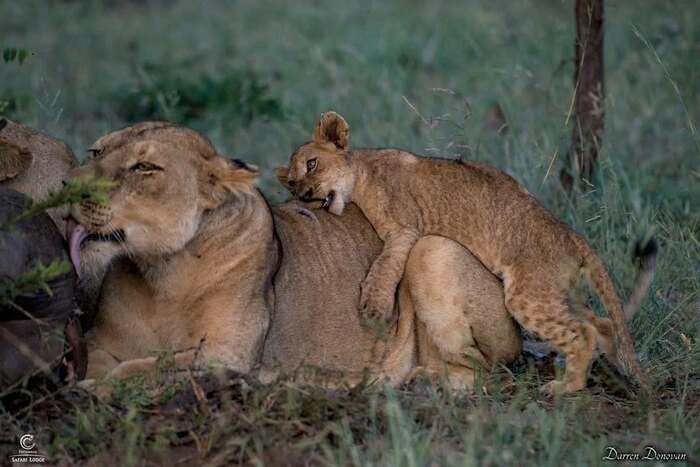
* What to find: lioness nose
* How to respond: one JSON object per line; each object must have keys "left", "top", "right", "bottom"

{"left": 301, "top": 188, "right": 313, "bottom": 201}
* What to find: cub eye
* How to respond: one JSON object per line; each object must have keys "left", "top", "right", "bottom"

{"left": 306, "top": 158, "right": 317, "bottom": 171}
{"left": 129, "top": 161, "right": 162, "bottom": 174}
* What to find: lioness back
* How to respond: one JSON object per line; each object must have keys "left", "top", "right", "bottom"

{"left": 264, "top": 202, "right": 385, "bottom": 374}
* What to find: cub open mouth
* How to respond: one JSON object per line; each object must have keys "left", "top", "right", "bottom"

{"left": 321, "top": 190, "right": 336, "bottom": 210}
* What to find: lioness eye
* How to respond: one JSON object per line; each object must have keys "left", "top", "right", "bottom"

{"left": 87, "top": 148, "right": 102, "bottom": 158}
{"left": 307, "top": 158, "right": 317, "bottom": 171}
{"left": 129, "top": 162, "right": 162, "bottom": 173}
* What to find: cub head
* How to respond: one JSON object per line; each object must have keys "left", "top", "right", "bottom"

{"left": 67, "top": 122, "right": 258, "bottom": 275}
{"left": 276, "top": 111, "right": 354, "bottom": 215}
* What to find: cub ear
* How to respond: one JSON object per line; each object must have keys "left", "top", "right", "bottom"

{"left": 199, "top": 156, "right": 259, "bottom": 210}
{"left": 0, "top": 139, "right": 33, "bottom": 182}
{"left": 312, "top": 111, "right": 349, "bottom": 150}
{"left": 274, "top": 165, "right": 292, "bottom": 192}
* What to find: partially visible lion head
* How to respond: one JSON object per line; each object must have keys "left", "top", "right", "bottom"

{"left": 67, "top": 122, "right": 258, "bottom": 275}
{"left": 0, "top": 117, "right": 78, "bottom": 231}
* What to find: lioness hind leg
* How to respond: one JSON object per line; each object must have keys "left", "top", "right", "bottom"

{"left": 407, "top": 363, "right": 476, "bottom": 391}
{"left": 417, "top": 304, "right": 488, "bottom": 368}
{"left": 406, "top": 240, "right": 490, "bottom": 370}
{"left": 413, "top": 323, "right": 478, "bottom": 392}
{"left": 504, "top": 286, "right": 596, "bottom": 394}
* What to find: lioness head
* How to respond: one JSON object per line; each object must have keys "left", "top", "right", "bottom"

{"left": 276, "top": 111, "right": 354, "bottom": 215}
{"left": 67, "top": 122, "right": 258, "bottom": 275}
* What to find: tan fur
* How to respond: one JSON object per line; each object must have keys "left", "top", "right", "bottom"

{"left": 0, "top": 140, "right": 32, "bottom": 181}
{"left": 265, "top": 202, "right": 521, "bottom": 388}
{"left": 69, "top": 122, "right": 276, "bottom": 380}
{"left": 0, "top": 117, "right": 78, "bottom": 232}
{"left": 77, "top": 123, "right": 521, "bottom": 392}
{"left": 283, "top": 111, "right": 650, "bottom": 394}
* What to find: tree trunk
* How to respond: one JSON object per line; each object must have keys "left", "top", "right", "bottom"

{"left": 562, "top": 0, "right": 604, "bottom": 188}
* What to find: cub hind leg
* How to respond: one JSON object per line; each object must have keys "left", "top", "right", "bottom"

{"left": 571, "top": 302, "right": 617, "bottom": 364}
{"left": 503, "top": 273, "right": 596, "bottom": 395}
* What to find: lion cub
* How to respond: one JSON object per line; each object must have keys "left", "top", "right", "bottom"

{"left": 279, "top": 111, "right": 648, "bottom": 395}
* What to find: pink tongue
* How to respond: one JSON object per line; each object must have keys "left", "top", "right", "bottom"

{"left": 68, "top": 224, "right": 88, "bottom": 277}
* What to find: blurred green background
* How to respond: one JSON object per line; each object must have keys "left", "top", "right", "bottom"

{"left": 1, "top": 0, "right": 698, "bottom": 205}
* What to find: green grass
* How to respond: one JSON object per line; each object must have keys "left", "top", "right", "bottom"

{"left": 1, "top": 0, "right": 699, "bottom": 465}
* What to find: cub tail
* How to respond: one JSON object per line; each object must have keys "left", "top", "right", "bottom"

{"left": 573, "top": 235, "right": 657, "bottom": 391}
{"left": 623, "top": 238, "right": 658, "bottom": 320}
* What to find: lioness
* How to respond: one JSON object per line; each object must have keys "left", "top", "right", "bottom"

{"left": 68, "top": 122, "right": 276, "bottom": 379}
{"left": 280, "top": 111, "right": 651, "bottom": 395}
{"left": 68, "top": 122, "right": 522, "bottom": 389}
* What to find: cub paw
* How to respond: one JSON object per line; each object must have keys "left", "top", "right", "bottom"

{"left": 358, "top": 280, "right": 396, "bottom": 330}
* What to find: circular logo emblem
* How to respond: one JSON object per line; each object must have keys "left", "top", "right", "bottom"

{"left": 19, "top": 434, "right": 35, "bottom": 450}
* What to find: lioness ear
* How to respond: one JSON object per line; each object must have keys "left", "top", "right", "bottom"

{"left": 199, "top": 157, "right": 259, "bottom": 210}
{"left": 0, "top": 139, "right": 33, "bottom": 182}
{"left": 274, "top": 165, "right": 292, "bottom": 192}
{"left": 312, "top": 111, "right": 349, "bottom": 150}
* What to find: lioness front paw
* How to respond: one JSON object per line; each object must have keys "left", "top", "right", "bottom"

{"left": 78, "top": 378, "right": 115, "bottom": 401}
{"left": 539, "top": 379, "right": 583, "bottom": 397}
{"left": 358, "top": 279, "right": 396, "bottom": 329}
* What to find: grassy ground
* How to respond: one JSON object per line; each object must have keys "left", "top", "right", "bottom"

{"left": 1, "top": 0, "right": 699, "bottom": 465}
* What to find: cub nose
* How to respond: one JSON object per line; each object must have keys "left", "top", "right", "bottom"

{"left": 301, "top": 187, "right": 314, "bottom": 201}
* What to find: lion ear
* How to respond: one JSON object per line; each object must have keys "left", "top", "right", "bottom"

{"left": 0, "top": 139, "right": 33, "bottom": 182}
{"left": 312, "top": 111, "right": 349, "bottom": 150}
{"left": 274, "top": 165, "right": 293, "bottom": 192}
{"left": 199, "top": 157, "right": 259, "bottom": 210}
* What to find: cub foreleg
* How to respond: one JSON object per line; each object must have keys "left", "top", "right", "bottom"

{"left": 359, "top": 228, "right": 420, "bottom": 329}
